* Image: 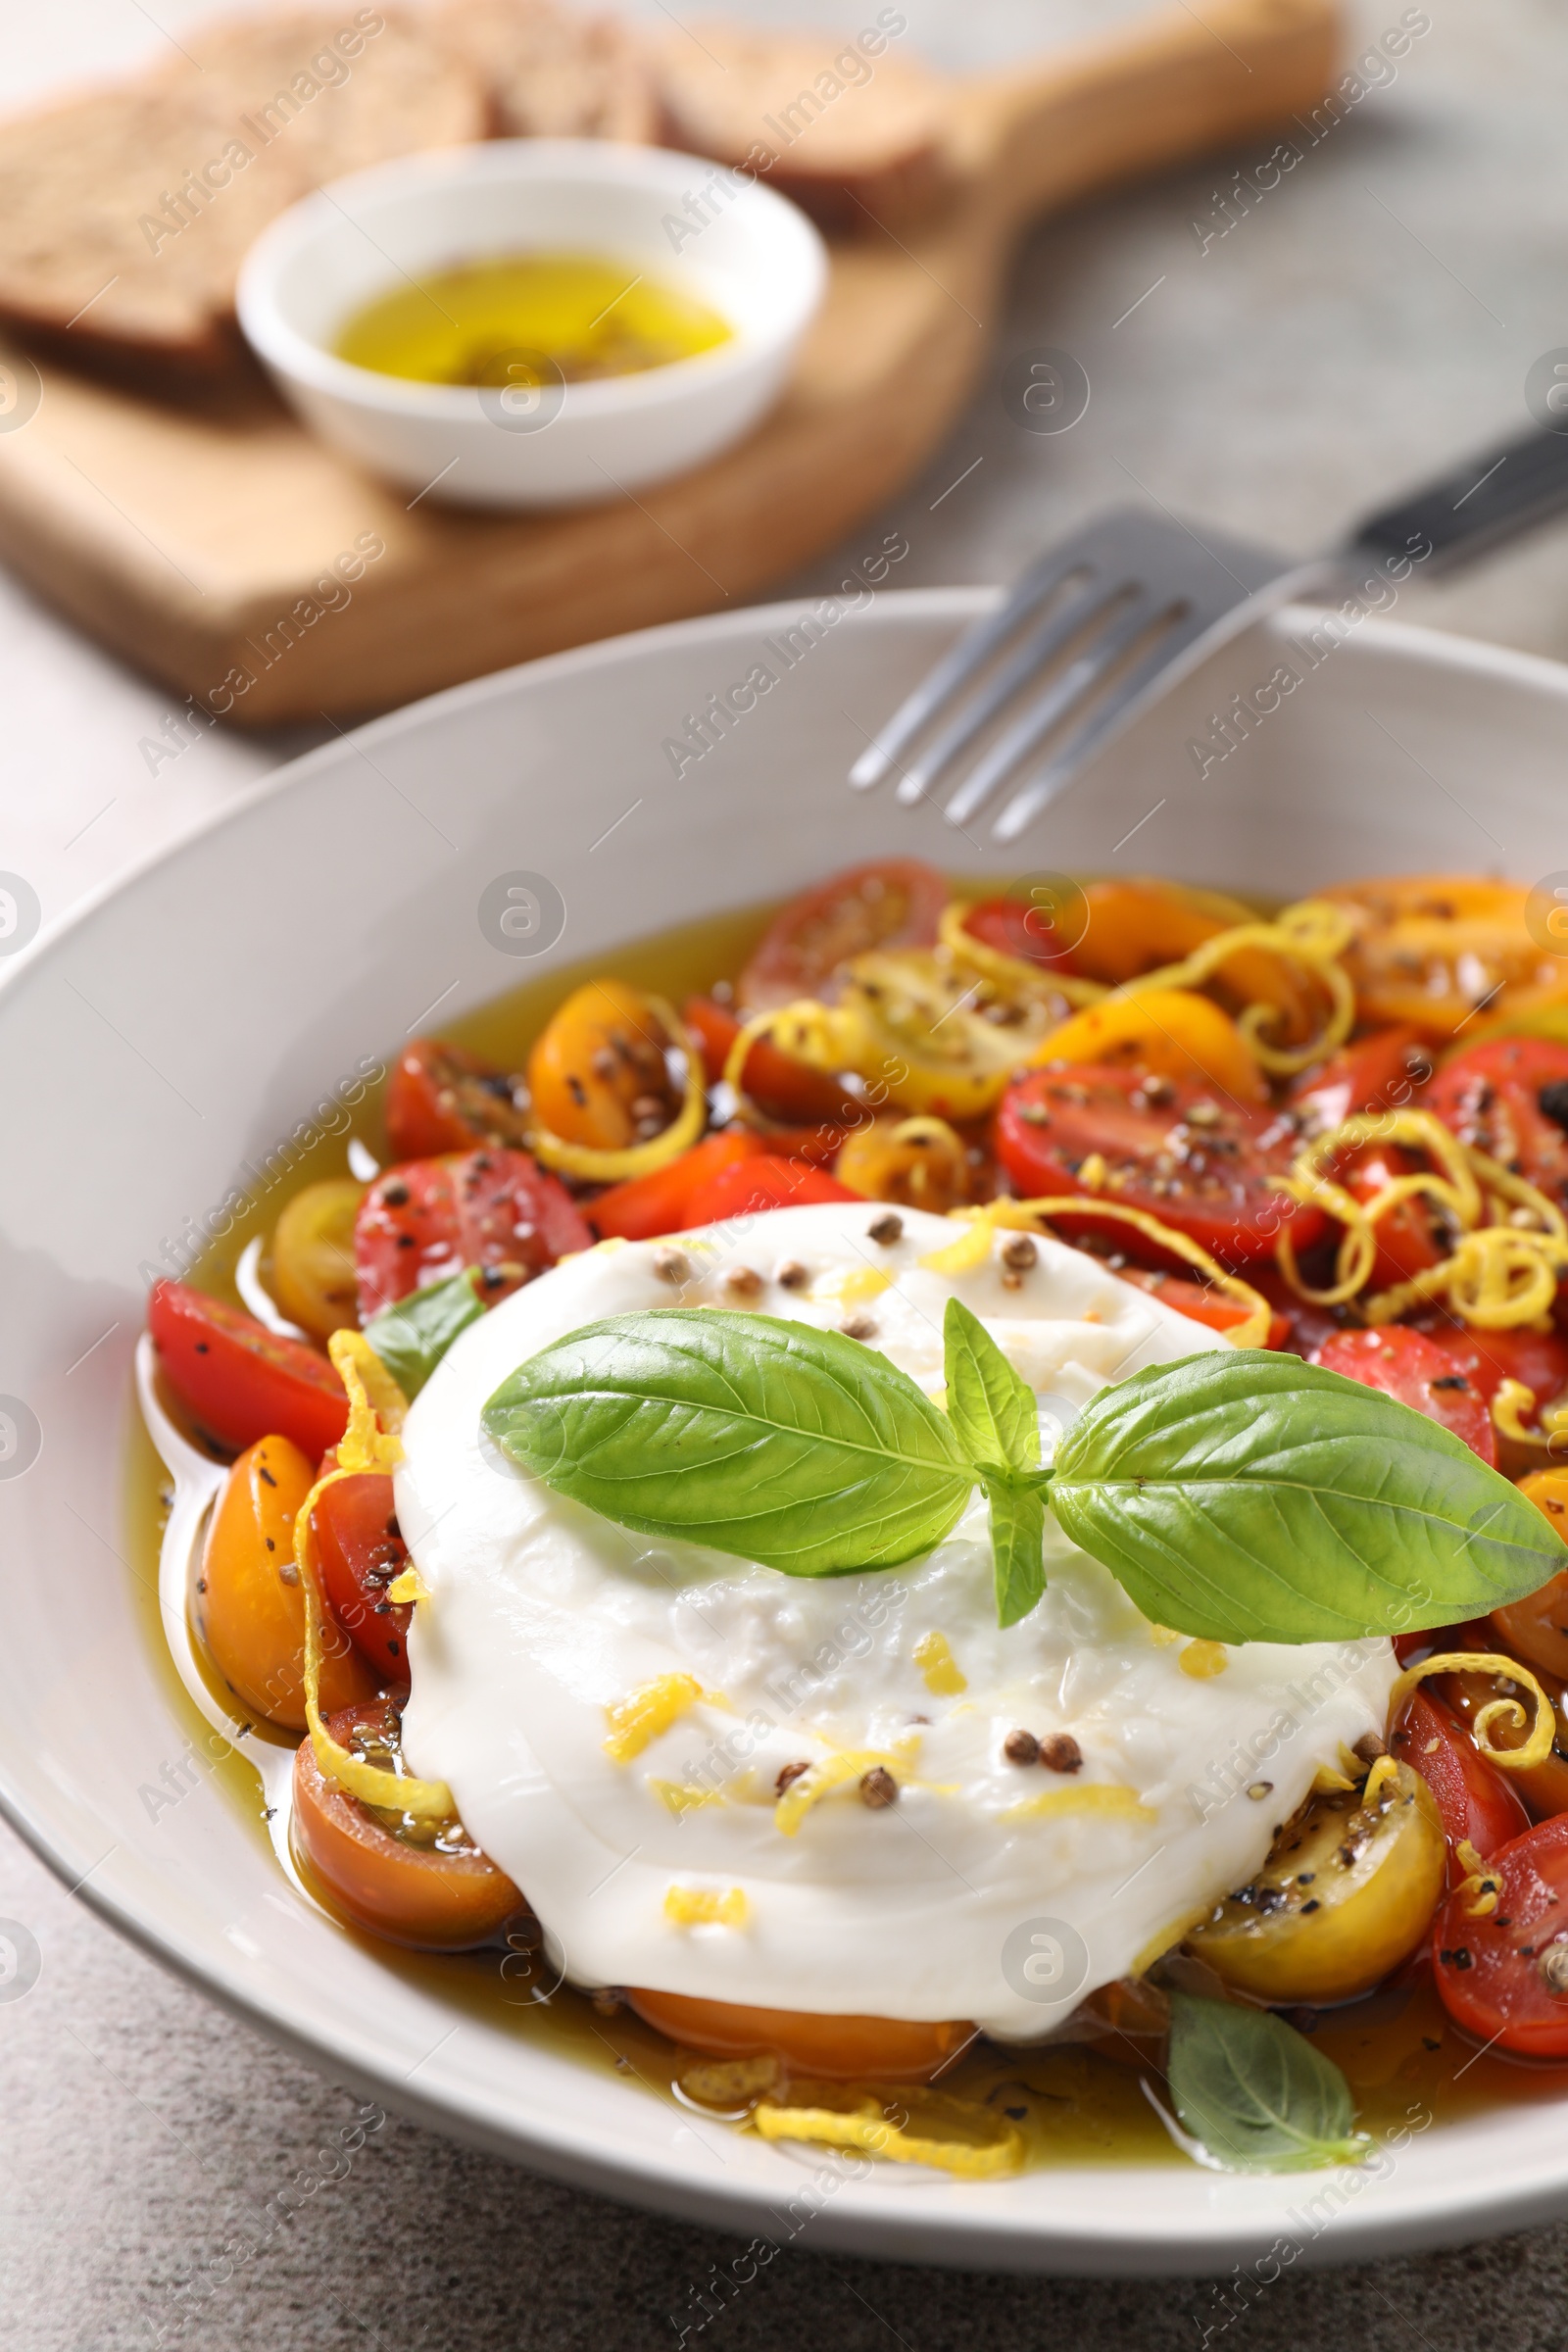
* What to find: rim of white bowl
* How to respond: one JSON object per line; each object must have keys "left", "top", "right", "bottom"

{"left": 235, "top": 136, "right": 829, "bottom": 420}
{"left": 8, "top": 593, "right": 1568, "bottom": 2274}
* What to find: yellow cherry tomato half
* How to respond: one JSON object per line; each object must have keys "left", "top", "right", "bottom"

{"left": 1185, "top": 1763, "right": 1445, "bottom": 2003}
{"left": 198, "top": 1435, "right": 379, "bottom": 1731}
{"left": 270, "top": 1178, "right": 366, "bottom": 1341}
{"left": 839, "top": 951, "right": 1059, "bottom": 1120}
{"left": 625, "top": 1987, "right": 975, "bottom": 2082}
{"left": 834, "top": 1115, "right": 973, "bottom": 1213}
{"left": 526, "top": 980, "right": 683, "bottom": 1151}
{"left": 293, "top": 1697, "right": 523, "bottom": 1950}
{"left": 1028, "top": 986, "right": 1267, "bottom": 1102}
{"left": 1322, "top": 875, "right": 1559, "bottom": 1038}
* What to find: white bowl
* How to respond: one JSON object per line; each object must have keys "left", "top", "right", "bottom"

{"left": 5, "top": 593, "right": 1568, "bottom": 2273}
{"left": 235, "top": 139, "right": 827, "bottom": 509}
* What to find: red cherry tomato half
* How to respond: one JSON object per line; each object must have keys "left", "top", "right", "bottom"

{"left": 1338, "top": 1139, "right": 1446, "bottom": 1292}
{"left": 682, "top": 995, "right": 858, "bottom": 1126}
{"left": 312, "top": 1468, "right": 412, "bottom": 1683}
{"left": 679, "top": 1153, "right": 859, "bottom": 1227}
{"left": 1408, "top": 1322, "right": 1568, "bottom": 1421}
{"left": 1288, "top": 1025, "right": 1434, "bottom": 1133}
{"left": 148, "top": 1280, "right": 348, "bottom": 1458}
{"left": 1310, "top": 1327, "right": 1497, "bottom": 1466}
{"left": 960, "top": 897, "right": 1079, "bottom": 971}
{"left": 1427, "top": 1037, "right": 1568, "bottom": 1211}
{"left": 355, "top": 1148, "right": 592, "bottom": 1319}
{"left": 587, "top": 1132, "right": 764, "bottom": 1241}
{"left": 385, "top": 1037, "right": 530, "bottom": 1161}
{"left": 739, "top": 859, "right": 948, "bottom": 1011}
{"left": 1111, "top": 1265, "right": 1290, "bottom": 1348}
{"left": 1431, "top": 1812, "right": 1568, "bottom": 2058}
{"left": 994, "top": 1065, "right": 1314, "bottom": 1268}
{"left": 1390, "top": 1688, "right": 1530, "bottom": 1873}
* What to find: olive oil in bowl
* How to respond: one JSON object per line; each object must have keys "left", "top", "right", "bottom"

{"left": 335, "top": 252, "right": 732, "bottom": 387}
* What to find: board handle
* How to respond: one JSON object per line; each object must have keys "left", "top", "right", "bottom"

{"left": 959, "top": 0, "right": 1342, "bottom": 227}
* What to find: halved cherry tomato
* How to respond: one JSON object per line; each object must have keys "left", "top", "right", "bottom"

{"left": 682, "top": 994, "right": 858, "bottom": 1126}
{"left": 1310, "top": 1328, "right": 1497, "bottom": 1466}
{"left": 588, "top": 1132, "right": 763, "bottom": 1240}
{"left": 738, "top": 858, "right": 948, "bottom": 1012}
{"left": 354, "top": 1148, "right": 591, "bottom": 1318}
{"left": 1426, "top": 1037, "right": 1568, "bottom": 1211}
{"left": 994, "top": 1065, "right": 1311, "bottom": 1266}
{"left": 1489, "top": 1472, "right": 1568, "bottom": 1682}
{"left": 1029, "top": 987, "right": 1267, "bottom": 1102}
{"left": 679, "top": 1153, "right": 858, "bottom": 1227}
{"left": 1071, "top": 877, "right": 1319, "bottom": 1044}
{"left": 1435, "top": 1637, "right": 1568, "bottom": 1822}
{"left": 270, "top": 1178, "right": 365, "bottom": 1342}
{"left": 1431, "top": 1812, "right": 1568, "bottom": 2058}
{"left": 1111, "top": 1265, "right": 1290, "bottom": 1348}
{"left": 526, "top": 981, "right": 684, "bottom": 1152}
{"left": 1288, "top": 1026, "right": 1435, "bottom": 1134}
{"left": 1324, "top": 876, "right": 1557, "bottom": 1037}
{"left": 312, "top": 1467, "right": 411, "bottom": 1683}
{"left": 959, "top": 897, "right": 1079, "bottom": 970}
{"left": 385, "top": 1037, "right": 531, "bottom": 1160}
{"left": 148, "top": 1280, "right": 348, "bottom": 1459}
{"left": 199, "top": 1436, "right": 379, "bottom": 1730}
{"left": 624, "top": 1987, "right": 974, "bottom": 2082}
{"left": 1335, "top": 1138, "right": 1446, "bottom": 1293}
{"left": 1390, "top": 1688, "right": 1530, "bottom": 1873}
{"left": 292, "top": 1696, "right": 521, "bottom": 1950}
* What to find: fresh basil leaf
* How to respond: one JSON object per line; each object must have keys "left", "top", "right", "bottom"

{"left": 1165, "top": 1990, "right": 1367, "bottom": 2173}
{"left": 981, "top": 1470, "right": 1046, "bottom": 1627}
{"left": 482, "top": 1308, "right": 974, "bottom": 1576}
{"left": 944, "top": 1298, "right": 1041, "bottom": 1476}
{"left": 366, "top": 1267, "right": 485, "bottom": 1399}
{"left": 1051, "top": 1349, "right": 1566, "bottom": 1643}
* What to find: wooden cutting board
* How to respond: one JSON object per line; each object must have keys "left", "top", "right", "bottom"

{"left": 0, "top": 0, "right": 1337, "bottom": 728}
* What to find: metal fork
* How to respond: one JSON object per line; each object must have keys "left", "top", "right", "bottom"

{"left": 850, "top": 424, "right": 1568, "bottom": 842}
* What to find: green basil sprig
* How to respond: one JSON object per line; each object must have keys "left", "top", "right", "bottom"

{"left": 366, "top": 1267, "right": 486, "bottom": 1400}
{"left": 482, "top": 1310, "right": 1566, "bottom": 1640}
{"left": 1164, "top": 1991, "right": 1367, "bottom": 2173}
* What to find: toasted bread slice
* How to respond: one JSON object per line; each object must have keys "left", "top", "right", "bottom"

{"left": 0, "top": 7, "right": 486, "bottom": 384}
{"left": 653, "top": 22, "right": 950, "bottom": 230}
{"left": 438, "top": 0, "right": 657, "bottom": 142}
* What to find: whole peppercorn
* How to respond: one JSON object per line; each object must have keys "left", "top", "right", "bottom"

{"left": 1039, "top": 1734, "right": 1083, "bottom": 1775}
{"left": 859, "top": 1766, "right": 899, "bottom": 1809}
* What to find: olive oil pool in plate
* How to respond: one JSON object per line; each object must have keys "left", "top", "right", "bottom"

{"left": 335, "top": 253, "right": 733, "bottom": 387}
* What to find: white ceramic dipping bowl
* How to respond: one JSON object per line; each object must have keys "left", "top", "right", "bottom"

{"left": 235, "top": 139, "right": 827, "bottom": 509}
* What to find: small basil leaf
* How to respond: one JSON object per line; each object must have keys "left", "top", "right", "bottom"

{"left": 1051, "top": 1349, "right": 1566, "bottom": 1643}
{"left": 1165, "top": 1990, "right": 1367, "bottom": 2174}
{"left": 981, "top": 1471, "right": 1046, "bottom": 1628}
{"left": 944, "top": 1298, "right": 1041, "bottom": 1476}
{"left": 482, "top": 1308, "right": 974, "bottom": 1576}
{"left": 365, "top": 1267, "right": 485, "bottom": 1399}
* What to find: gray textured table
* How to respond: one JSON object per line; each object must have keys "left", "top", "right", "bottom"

{"left": 5, "top": 2, "right": 1568, "bottom": 2343}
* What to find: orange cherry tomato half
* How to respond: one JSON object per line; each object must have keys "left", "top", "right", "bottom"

{"left": 1310, "top": 1327, "right": 1497, "bottom": 1466}
{"left": 312, "top": 1467, "right": 412, "bottom": 1683}
{"left": 677, "top": 1152, "right": 858, "bottom": 1227}
{"left": 292, "top": 1697, "right": 522, "bottom": 1951}
{"left": 587, "top": 1132, "right": 764, "bottom": 1241}
{"left": 1071, "top": 878, "right": 1320, "bottom": 1044}
{"left": 354, "top": 1148, "right": 591, "bottom": 1318}
{"left": 1431, "top": 1811, "right": 1568, "bottom": 2058}
{"left": 1426, "top": 1037, "right": 1568, "bottom": 1214}
{"left": 1389, "top": 1687, "right": 1530, "bottom": 1876}
{"left": 682, "top": 993, "right": 858, "bottom": 1125}
{"left": 1489, "top": 1471, "right": 1568, "bottom": 1682}
{"left": 199, "top": 1436, "right": 380, "bottom": 1731}
{"left": 738, "top": 859, "right": 949, "bottom": 1012}
{"left": 624, "top": 1987, "right": 975, "bottom": 2082}
{"left": 526, "top": 981, "right": 684, "bottom": 1152}
{"left": 149, "top": 1280, "right": 348, "bottom": 1459}
{"left": 385, "top": 1037, "right": 531, "bottom": 1161}
{"left": 1323, "top": 875, "right": 1555, "bottom": 1038}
